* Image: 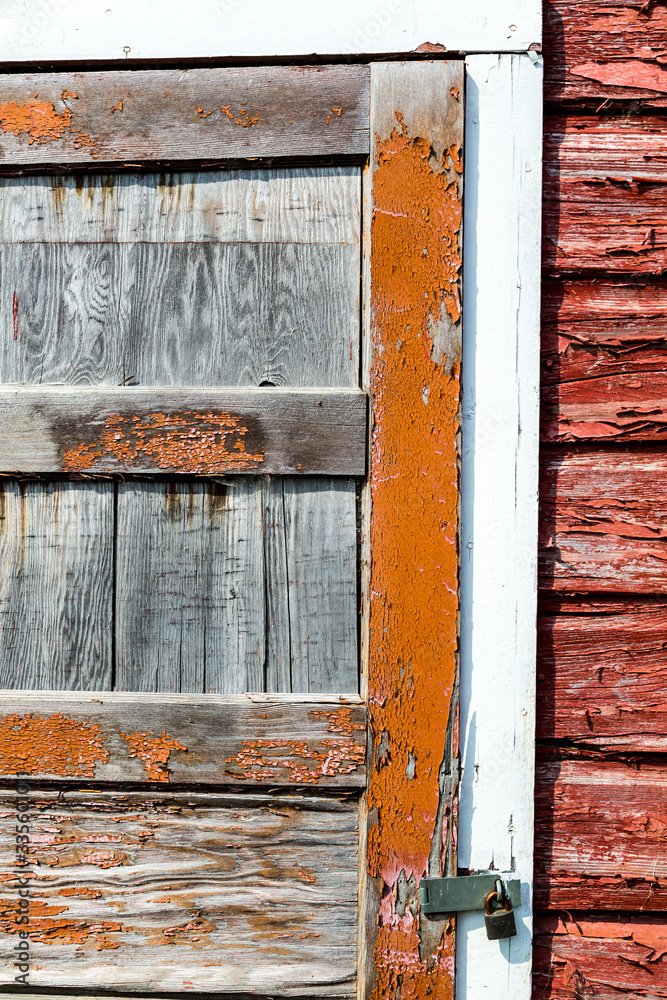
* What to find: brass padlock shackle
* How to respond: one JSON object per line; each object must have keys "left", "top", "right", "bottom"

{"left": 484, "top": 888, "right": 512, "bottom": 915}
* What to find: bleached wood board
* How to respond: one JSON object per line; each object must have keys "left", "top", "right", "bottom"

{"left": 0, "top": 168, "right": 361, "bottom": 245}
{"left": 0, "top": 693, "right": 366, "bottom": 787}
{"left": 0, "top": 387, "right": 367, "bottom": 476}
{"left": 0, "top": 481, "right": 113, "bottom": 691}
{"left": 0, "top": 66, "right": 369, "bottom": 167}
{"left": 0, "top": 789, "right": 358, "bottom": 994}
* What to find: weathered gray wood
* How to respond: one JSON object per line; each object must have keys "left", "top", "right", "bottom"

{"left": 116, "top": 481, "right": 266, "bottom": 694}
{"left": 0, "top": 482, "right": 112, "bottom": 690}
{"left": 0, "top": 65, "right": 369, "bottom": 167}
{"left": 273, "top": 478, "right": 358, "bottom": 693}
{"left": 1, "top": 241, "right": 360, "bottom": 390}
{"left": 0, "top": 168, "right": 361, "bottom": 245}
{"left": 126, "top": 242, "right": 360, "bottom": 389}
{"left": 0, "top": 788, "right": 358, "bottom": 993}
{"left": 0, "top": 387, "right": 367, "bottom": 475}
{"left": 0, "top": 693, "right": 365, "bottom": 786}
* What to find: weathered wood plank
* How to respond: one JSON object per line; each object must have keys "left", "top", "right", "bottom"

{"left": 539, "top": 448, "right": 667, "bottom": 593}
{"left": 1, "top": 241, "right": 360, "bottom": 390}
{"left": 0, "top": 387, "right": 367, "bottom": 476}
{"left": 275, "top": 478, "right": 358, "bottom": 693}
{"left": 0, "top": 789, "right": 358, "bottom": 994}
{"left": 542, "top": 279, "right": 667, "bottom": 442}
{"left": 543, "top": 116, "right": 667, "bottom": 276}
{"left": 0, "top": 167, "right": 361, "bottom": 245}
{"left": 544, "top": 0, "right": 667, "bottom": 105}
{"left": 0, "top": 694, "right": 365, "bottom": 787}
{"left": 116, "top": 480, "right": 266, "bottom": 694}
{"left": 360, "top": 60, "right": 462, "bottom": 1000}
{"left": 0, "top": 482, "right": 112, "bottom": 691}
{"left": 534, "top": 912, "right": 667, "bottom": 999}
{"left": 0, "top": 66, "right": 370, "bottom": 167}
{"left": 537, "top": 597, "right": 667, "bottom": 746}
{"left": 535, "top": 753, "right": 667, "bottom": 911}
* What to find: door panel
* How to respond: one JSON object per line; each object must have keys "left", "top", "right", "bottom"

{"left": 0, "top": 790, "right": 358, "bottom": 994}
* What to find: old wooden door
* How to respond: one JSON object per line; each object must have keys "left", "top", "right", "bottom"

{"left": 0, "top": 59, "right": 462, "bottom": 1000}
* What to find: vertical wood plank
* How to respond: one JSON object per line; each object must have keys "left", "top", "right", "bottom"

{"left": 0, "top": 482, "right": 112, "bottom": 690}
{"left": 116, "top": 480, "right": 265, "bottom": 693}
{"left": 360, "top": 61, "right": 463, "bottom": 1000}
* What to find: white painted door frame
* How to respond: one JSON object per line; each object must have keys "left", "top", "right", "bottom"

{"left": 1, "top": 6, "right": 543, "bottom": 999}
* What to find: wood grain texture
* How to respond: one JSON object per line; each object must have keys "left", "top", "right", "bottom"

{"left": 0, "top": 482, "right": 112, "bottom": 691}
{"left": 543, "top": 116, "right": 667, "bottom": 277}
{"left": 535, "top": 752, "right": 667, "bottom": 911}
{"left": 544, "top": 0, "right": 667, "bottom": 104}
{"left": 537, "top": 597, "right": 667, "bottom": 747}
{"left": 539, "top": 448, "right": 667, "bottom": 593}
{"left": 117, "top": 478, "right": 358, "bottom": 695}
{"left": 542, "top": 279, "right": 667, "bottom": 441}
{"left": 360, "top": 61, "right": 462, "bottom": 1000}
{"left": 0, "top": 387, "right": 367, "bottom": 476}
{"left": 0, "top": 66, "right": 370, "bottom": 167}
{"left": 533, "top": 912, "right": 667, "bottom": 998}
{"left": 2, "top": 241, "right": 360, "bottom": 390}
{"left": 0, "top": 168, "right": 361, "bottom": 245}
{"left": 0, "top": 694, "right": 365, "bottom": 786}
{"left": 0, "top": 789, "right": 358, "bottom": 994}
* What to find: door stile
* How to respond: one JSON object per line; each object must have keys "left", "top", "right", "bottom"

{"left": 358, "top": 62, "right": 464, "bottom": 1000}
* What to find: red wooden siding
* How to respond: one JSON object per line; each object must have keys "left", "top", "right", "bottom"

{"left": 536, "top": 3, "right": 667, "bottom": 995}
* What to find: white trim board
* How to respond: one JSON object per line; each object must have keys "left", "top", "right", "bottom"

{"left": 458, "top": 52, "right": 542, "bottom": 999}
{"left": 0, "top": 0, "right": 541, "bottom": 61}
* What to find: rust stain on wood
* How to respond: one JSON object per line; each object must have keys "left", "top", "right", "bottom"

{"left": 0, "top": 714, "right": 109, "bottom": 777}
{"left": 367, "top": 110, "right": 460, "bottom": 1000}
{"left": 62, "top": 411, "right": 265, "bottom": 474}
{"left": 225, "top": 737, "right": 365, "bottom": 784}
{"left": 122, "top": 731, "right": 187, "bottom": 782}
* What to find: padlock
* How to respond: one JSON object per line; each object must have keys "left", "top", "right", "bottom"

{"left": 484, "top": 889, "right": 517, "bottom": 940}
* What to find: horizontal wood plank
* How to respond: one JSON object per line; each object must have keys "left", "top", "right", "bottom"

{"left": 537, "top": 597, "right": 667, "bottom": 746}
{"left": 535, "top": 753, "right": 667, "bottom": 911}
{"left": 543, "top": 116, "right": 667, "bottom": 276}
{"left": 0, "top": 66, "right": 369, "bottom": 167}
{"left": 0, "top": 693, "right": 366, "bottom": 787}
{"left": 0, "top": 168, "right": 361, "bottom": 245}
{"left": 0, "top": 789, "right": 358, "bottom": 994}
{"left": 0, "top": 387, "right": 367, "bottom": 475}
{"left": 544, "top": 0, "right": 667, "bottom": 105}
{"left": 542, "top": 279, "right": 667, "bottom": 442}
{"left": 539, "top": 448, "right": 667, "bottom": 593}
{"left": 534, "top": 912, "right": 667, "bottom": 998}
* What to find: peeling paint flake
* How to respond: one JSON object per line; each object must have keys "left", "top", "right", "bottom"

{"left": 122, "top": 731, "right": 186, "bottom": 782}
{"left": 225, "top": 736, "right": 365, "bottom": 784}
{"left": 63, "top": 411, "right": 265, "bottom": 474}
{"left": 0, "top": 101, "right": 72, "bottom": 144}
{"left": 0, "top": 714, "right": 108, "bottom": 777}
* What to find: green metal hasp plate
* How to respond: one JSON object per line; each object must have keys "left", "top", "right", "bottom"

{"left": 420, "top": 874, "right": 522, "bottom": 915}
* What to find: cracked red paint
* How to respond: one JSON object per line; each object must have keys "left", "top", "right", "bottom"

{"left": 122, "top": 731, "right": 187, "bottom": 782}
{"left": 225, "top": 737, "right": 365, "bottom": 784}
{"left": 63, "top": 411, "right": 265, "bottom": 474}
{"left": 0, "top": 714, "right": 109, "bottom": 777}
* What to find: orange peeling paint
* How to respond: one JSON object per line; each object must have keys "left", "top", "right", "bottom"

{"left": 225, "top": 737, "right": 365, "bottom": 784}
{"left": 63, "top": 411, "right": 265, "bottom": 474}
{"left": 309, "top": 707, "right": 365, "bottom": 737}
{"left": 220, "top": 104, "right": 259, "bottom": 127}
{"left": 0, "top": 101, "right": 72, "bottom": 144}
{"left": 122, "top": 731, "right": 186, "bottom": 782}
{"left": 0, "top": 714, "right": 109, "bottom": 777}
{"left": 367, "top": 110, "right": 461, "bottom": 1000}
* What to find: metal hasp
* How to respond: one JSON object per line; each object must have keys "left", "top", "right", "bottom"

{"left": 420, "top": 874, "right": 522, "bottom": 915}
